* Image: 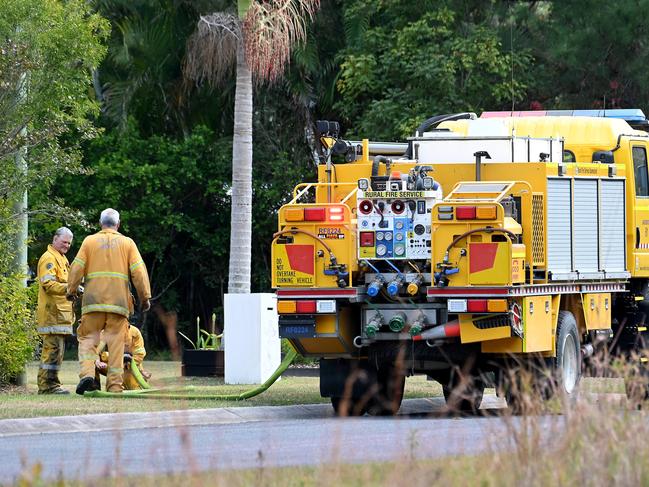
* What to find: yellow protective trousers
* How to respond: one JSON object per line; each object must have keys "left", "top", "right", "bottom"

{"left": 38, "top": 334, "right": 66, "bottom": 393}
{"left": 95, "top": 363, "right": 143, "bottom": 390}
{"left": 78, "top": 312, "right": 128, "bottom": 392}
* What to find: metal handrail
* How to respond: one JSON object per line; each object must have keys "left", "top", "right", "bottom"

{"left": 290, "top": 182, "right": 357, "bottom": 204}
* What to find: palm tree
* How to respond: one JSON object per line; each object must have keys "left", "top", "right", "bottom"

{"left": 184, "top": 0, "right": 320, "bottom": 294}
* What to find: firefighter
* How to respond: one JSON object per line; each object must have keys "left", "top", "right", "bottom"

{"left": 36, "top": 227, "right": 75, "bottom": 394}
{"left": 67, "top": 208, "right": 151, "bottom": 394}
{"left": 94, "top": 324, "right": 151, "bottom": 390}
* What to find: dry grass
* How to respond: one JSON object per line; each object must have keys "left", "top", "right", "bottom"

{"left": 0, "top": 361, "right": 441, "bottom": 420}
{"left": 26, "top": 394, "right": 649, "bottom": 487}
{"left": 8, "top": 360, "right": 647, "bottom": 486}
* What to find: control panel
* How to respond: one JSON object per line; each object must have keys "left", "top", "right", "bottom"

{"left": 356, "top": 187, "right": 441, "bottom": 260}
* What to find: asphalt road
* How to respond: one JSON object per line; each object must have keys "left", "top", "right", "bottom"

{"left": 0, "top": 395, "right": 573, "bottom": 483}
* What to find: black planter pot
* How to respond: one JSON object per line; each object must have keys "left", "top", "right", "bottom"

{"left": 181, "top": 349, "right": 224, "bottom": 377}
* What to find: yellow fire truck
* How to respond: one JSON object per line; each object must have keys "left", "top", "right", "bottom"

{"left": 271, "top": 109, "right": 649, "bottom": 415}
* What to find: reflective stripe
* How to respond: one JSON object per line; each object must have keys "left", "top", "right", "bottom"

{"left": 73, "top": 257, "right": 85, "bottom": 267}
{"left": 133, "top": 347, "right": 145, "bottom": 354}
{"left": 40, "top": 274, "right": 57, "bottom": 283}
{"left": 130, "top": 260, "right": 144, "bottom": 272}
{"left": 38, "top": 326, "right": 72, "bottom": 334}
{"left": 86, "top": 271, "right": 129, "bottom": 281}
{"left": 40, "top": 364, "right": 60, "bottom": 371}
{"left": 79, "top": 354, "right": 96, "bottom": 361}
{"left": 82, "top": 304, "right": 129, "bottom": 316}
{"left": 108, "top": 367, "right": 123, "bottom": 374}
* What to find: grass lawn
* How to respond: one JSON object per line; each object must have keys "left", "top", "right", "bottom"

{"left": 0, "top": 361, "right": 443, "bottom": 420}
{"left": 0, "top": 360, "right": 624, "bottom": 421}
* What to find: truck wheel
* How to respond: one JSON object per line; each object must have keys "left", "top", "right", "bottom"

{"left": 366, "top": 366, "right": 405, "bottom": 416}
{"left": 440, "top": 369, "right": 484, "bottom": 414}
{"left": 553, "top": 311, "right": 581, "bottom": 396}
{"left": 330, "top": 396, "right": 370, "bottom": 416}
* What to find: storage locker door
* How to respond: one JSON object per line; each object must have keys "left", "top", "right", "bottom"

{"left": 547, "top": 178, "right": 572, "bottom": 276}
{"left": 573, "top": 179, "right": 599, "bottom": 275}
{"left": 600, "top": 179, "right": 626, "bottom": 272}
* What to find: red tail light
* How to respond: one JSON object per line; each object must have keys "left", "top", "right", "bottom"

{"left": 304, "top": 207, "right": 326, "bottom": 221}
{"left": 467, "top": 299, "right": 488, "bottom": 312}
{"left": 456, "top": 206, "right": 476, "bottom": 220}
{"left": 296, "top": 300, "right": 317, "bottom": 313}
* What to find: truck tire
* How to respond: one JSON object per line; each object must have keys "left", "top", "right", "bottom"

{"left": 366, "top": 366, "right": 405, "bottom": 416}
{"left": 331, "top": 396, "right": 369, "bottom": 416}
{"left": 553, "top": 310, "right": 581, "bottom": 396}
{"left": 322, "top": 359, "right": 374, "bottom": 416}
{"left": 440, "top": 370, "right": 484, "bottom": 414}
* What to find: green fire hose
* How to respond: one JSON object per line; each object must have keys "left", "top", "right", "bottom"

{"left": 84, "top": 349, "right": 298, "bottom": 400}
{"left": 131, "top": 360, "right": 152, "bottom": 389}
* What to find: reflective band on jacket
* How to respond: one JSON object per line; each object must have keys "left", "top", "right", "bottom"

{"left": 40, "top": 364, "right": 60, "bottom": 371}
{"left": 79, "top": 354, "right": 96, "bottom": 361}
{"left": 82, "top": 304, "right": 129, "bottom": 316}
{"left": 133, "top": 347, "right": 145, "bottom": 354}
{"left": 130, "top": 260, "right": 144, "bottom": 272}
{"left": 86, "top": 271, "right": 129, "bottom": 281}
{"left": 73, "top": 257, "right": 85, "bottom": 267}
{"left": 38, "top": 326, "right": 72, "bottom": 334}
{"left": 108, "top": 367, "right": 123, "bottom": 374}
{"left": 40, "top": 274, "right": 57, "bottom": 283}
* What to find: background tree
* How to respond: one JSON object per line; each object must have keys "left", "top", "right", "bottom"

{"left": 184, "top": 0, "right": 320, "bottom": 294}
{"left": 0, "top": 0, "right": 107, "bottom": 382}
{"left": 335, "top": 0, "right": 532, "bottom": 139}
{"left": 28, "top": 0, "right": 649, "bottom": 353}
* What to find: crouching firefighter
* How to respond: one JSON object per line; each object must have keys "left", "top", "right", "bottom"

{"left": 36, "top": 227, "right": 75, "bottom": 395}
{"left": 95, "top": 323, "right": 151, "bottom": 390}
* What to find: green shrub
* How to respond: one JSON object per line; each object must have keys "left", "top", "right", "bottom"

{"left": 0, "top": 277, "right": 38, "bottom": 384}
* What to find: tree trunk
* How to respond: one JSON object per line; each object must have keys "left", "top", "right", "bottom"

{"left": 227, "top": 44, "right": 253, "bottom": 294}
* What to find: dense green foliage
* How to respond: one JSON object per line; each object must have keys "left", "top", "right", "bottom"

{"left": 0, "top": 0, "right": 107, "bottom": 382}
{"left": 0, "top": 0, "right": 108, "bottom": 201}
{"left": 42, "top": 120, "right": 312, "bottom": 343}
{"left": 0, "top": 278, "right": 38, "bottom": 384}
{"left": 335, "top": 1, "right": 531, "bottom": 139}
{"left": 23, "top": 0, "right": 649, "bottom": 348}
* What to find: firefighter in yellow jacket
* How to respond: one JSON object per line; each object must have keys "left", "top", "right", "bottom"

{"left": 67, "top": 208, "right": 151, "bottom": 394}
{"left": 36, "top": 227, "right": 75, "bottom": 394}
{"left": 95, "top": 324, "right": 151, "bottom": 390}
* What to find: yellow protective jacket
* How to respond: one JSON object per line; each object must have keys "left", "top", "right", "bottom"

{"left": 98, "top": 326, "right": 146, "bottom": 365}
{"left": 68, "top": 228, "right": 151, "bottom": 317}
{"left": 36, "top": 244, "right": 74, "bottom": 334}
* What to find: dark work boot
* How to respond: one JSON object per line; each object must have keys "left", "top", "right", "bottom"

{"left": 76, "top": 377, "right": 99, "bottom": 395}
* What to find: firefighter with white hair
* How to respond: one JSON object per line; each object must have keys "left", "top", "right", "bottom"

{"left": 68, "top": 208, "right": 151, "bottom": 394}
{"left": 36, "top": 227, "right": 75, "bottom": 394}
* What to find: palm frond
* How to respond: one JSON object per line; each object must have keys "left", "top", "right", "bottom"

{"left": 184, "top": 11, "right": 241, "bottom": 87}
{"left": 244, "top": 0, "right": 320, "bottom": 83}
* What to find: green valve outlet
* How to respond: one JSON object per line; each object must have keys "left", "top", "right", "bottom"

{"left": 388, "top": 313, "right": 407, "bottom": 332}
{"left": 365, "top": 315, "right": 382, "bottom": 338}
{"left": 409, "top": 321, "right": 424, "bottom": 337}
